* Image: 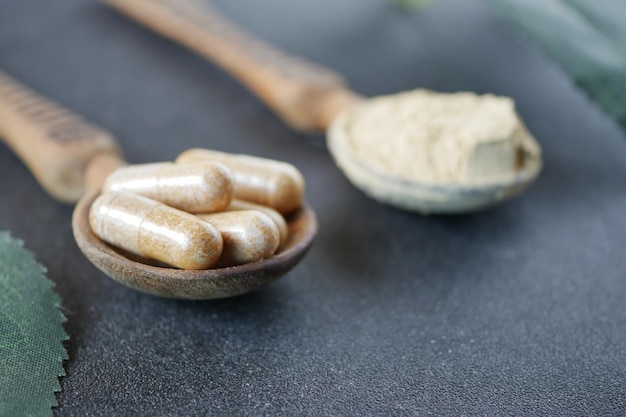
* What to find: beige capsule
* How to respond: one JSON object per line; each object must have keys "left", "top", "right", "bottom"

{"left": 103, "top": 161, "right": 234, "bottom": 213}
{"left": 198, "top": 210, "right": 280, "bottom": 267}
{"left": 90, "top": 192, "right": 223, "bottom": 269}
{"left": 176, "top": 148, "right": 304, "bottom": 214}
{"left": 224, "top": 199, "right": 288, "bottom": 246}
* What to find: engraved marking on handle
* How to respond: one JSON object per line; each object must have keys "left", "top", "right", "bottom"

{"left": 0, "top": 72, "right": 105, "bottom": 144}
{"left": 0, "top": 70, "right": 124, "bottom": 202}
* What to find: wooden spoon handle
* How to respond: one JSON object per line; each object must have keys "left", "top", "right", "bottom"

{"left": 0, "top": 70, "right": 124, "bottom": 203}
{"left": 103, "top": 0, "right": 363, "bottom": 132}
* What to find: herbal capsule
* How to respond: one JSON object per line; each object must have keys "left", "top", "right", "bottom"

{"left": 176, "top": 148, "right": 304, "bottom": 214}
{"left": 103, "top": 161, "right": 234, "bottom": 213}
{"left": 90, "top": 192, "right": 223, "bottom": 269}
{"left": 198, "top": 210, "right": 279, "bottom": 266}
{"left": 225, "top": 199, "right": 288, "bottom": 246}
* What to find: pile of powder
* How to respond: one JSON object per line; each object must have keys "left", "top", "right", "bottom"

{"left": 337, "top": 89, "right": 540, "bottom": 185}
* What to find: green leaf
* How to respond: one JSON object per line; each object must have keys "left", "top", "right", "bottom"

{"left": 484, "top": 0, "right": 626, "bottom": 128}
{"left": 0, "top": 232, "right": 68, "bottom": 416}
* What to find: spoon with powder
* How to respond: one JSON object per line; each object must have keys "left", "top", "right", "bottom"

{"left": 103, "top": 0, "right": 542, "bottom": 214}
{"left": 0, "top": 70, "right": 316, "bottom": 299}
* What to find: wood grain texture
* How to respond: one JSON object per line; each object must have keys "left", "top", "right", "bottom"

{"left": 103, "top": 0, "right": 363, "bottom": 131}
{"left": 0, "top": 70, "right": 122, "bottom": 203}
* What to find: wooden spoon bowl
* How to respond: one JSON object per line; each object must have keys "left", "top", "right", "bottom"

{"left": 0, "top": 71, "right": 317, "bottom": 300}
{"left": 73, "top": 190, "right": 317, "bottom": 299}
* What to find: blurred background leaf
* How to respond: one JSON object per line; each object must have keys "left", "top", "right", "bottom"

{"left": 485, "top": 0, "right": 626, "bottom": 127}
{"left": 0, "top": 232, "right": 68, "bottom": 417}
{"left": 401, "top": 0, "right": 626, "bottom": 128}
{"left": 394, "top": 0, "right": 437, "bottom": 10}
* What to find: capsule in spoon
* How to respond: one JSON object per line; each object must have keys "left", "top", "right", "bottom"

{"left": 0, "top": 69, "right": 316, "bottom": 299}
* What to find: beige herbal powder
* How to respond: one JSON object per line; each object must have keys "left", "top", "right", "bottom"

{"left": 338, "top": 89, "right": 538, "bottom": 185}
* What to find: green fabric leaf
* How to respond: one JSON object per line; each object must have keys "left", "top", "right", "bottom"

{"left": 0, "top": 232, "right": 68, "bottom": 416}
{"left": 484, "top": 0, "right": 626, "bottom": 128}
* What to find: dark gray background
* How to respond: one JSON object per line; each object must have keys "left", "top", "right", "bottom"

{"left": 1, "top": 0, "right": 625, "bottom": 415}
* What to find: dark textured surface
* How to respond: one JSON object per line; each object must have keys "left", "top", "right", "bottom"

{"left": 1, "top": 0, "right": 626, "bottom": 415}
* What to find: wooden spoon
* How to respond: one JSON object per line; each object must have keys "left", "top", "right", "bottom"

{"left": 0, "top": 70, "right": 317, "bottom": 299}
{"left": 102, "top": 0, "right": 542, "bottom": 214}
